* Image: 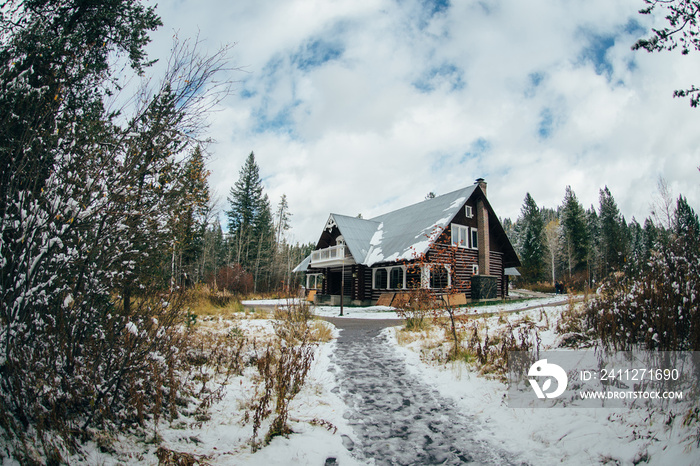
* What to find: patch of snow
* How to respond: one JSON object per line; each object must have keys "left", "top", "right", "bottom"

{"left": 125, "top": 321, "right": 138, "bottom": 336}
{"left": 313, "top": 305, "right": 400, "bottom": 320}
{"left": 445, "top": 196, "right": 466, "bottom": 212}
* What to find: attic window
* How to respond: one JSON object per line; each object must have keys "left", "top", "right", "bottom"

{"left": 465, "top": 205, "right": 473, "bottom": 218}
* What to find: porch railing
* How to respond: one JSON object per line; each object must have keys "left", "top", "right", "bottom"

{"left": 311, "top": 244, "right": 347, "bottom": 265}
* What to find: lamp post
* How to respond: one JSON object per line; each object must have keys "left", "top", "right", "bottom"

{"left": 340, "top": 257, "right": 345, "bottom": 316}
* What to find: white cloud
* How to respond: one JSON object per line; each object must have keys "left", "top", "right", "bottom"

{"left": 143, "top": 0, "right": 700, "bottom": 243}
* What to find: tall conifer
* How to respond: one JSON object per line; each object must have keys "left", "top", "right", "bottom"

{"left": 560, "top": 186, "right": 590, "bottom": 278}
{"left": 517, "top": 193, "right": 547, "bottom": 283}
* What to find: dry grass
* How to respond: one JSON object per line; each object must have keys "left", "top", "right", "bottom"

{"left": 185, "top": 284, "right": 245, "bottom": 318}
{"left": 309, "top": 320, "right": 334, "bottom": 343}
{"left": 156, "top": 446, "right": 211, "bottom": 465}
{"left": 394, "top": 310, "right": 543, "bottom": 381}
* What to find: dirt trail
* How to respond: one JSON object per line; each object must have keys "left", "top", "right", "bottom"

{"left": 323, "top": 317, "right": 524, "bottom": 465}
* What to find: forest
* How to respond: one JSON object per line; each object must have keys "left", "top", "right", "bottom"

{"left": 505, "top": 181, "right": 698, "bottom": 292}
{"left": 507, "top": 181, "right": 700, "bottom": 352}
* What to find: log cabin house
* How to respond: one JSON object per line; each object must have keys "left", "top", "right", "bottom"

{"left": 294, "top": 179, "right": 520, "bottom": 306}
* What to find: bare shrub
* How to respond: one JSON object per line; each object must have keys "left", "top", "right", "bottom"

{"left": 394, "top": 288, "right": 434, "bottom": 331}
{"left": 181, "top": 325, "right": 249, "bottom": 420}
{"left": 462, "top": 318, "right": 542, "bottom": 379}
{"left": 555, "top": 296, "right": 594, "bottom": 348}
{"left": 251, "top": 342, "right": 315, "bottom": 448}
{"left": 273, "top": 300, "right": 313, "bottom": 344}
{"left": 309, "top": 320, "right": 334, "bottom": 343}
{"left": 249, "top": 300, "right": 317, "bottom": 450}
{"left": 521, "top": 281, "right": 557, "bottom": 294}
{"left": 156, "top": 446, "right": 210, "bottom": 465}
{"left": 214, "top": 264, "right": 253, "bottom": 295}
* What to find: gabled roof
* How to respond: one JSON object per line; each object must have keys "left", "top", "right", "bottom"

{"left": 330, "top": 214, "right": 380, "bottom": 264}
{"left": 295, "top": 184, "right": 483, "bottom": 272}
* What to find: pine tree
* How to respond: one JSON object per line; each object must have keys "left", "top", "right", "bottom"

{"left": 674, "top": 195, "right": 700, "bottom": 242}
{"left": 226, "top": 152, "right": 274, "bottom": 290}
{"left": 517, "top": 193, "right": 547, "bottom": 283}
{"left": 169, "top": 146, "right": 211, "bottom": 286}
{"left": 252, "top": 193, "right": 275, "bottom": 291}
{"left": 598, "top": 186, "right": 627, "bottom": 275}
{"left": 560, "top": 186, "right": 590, "bottom": 279}
{"left": 627, "top": 218, "right": 645, "bottom": 274}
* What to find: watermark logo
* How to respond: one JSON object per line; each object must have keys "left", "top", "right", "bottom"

{"left": 528, "top": 359, "right": 568, "bottom": 399}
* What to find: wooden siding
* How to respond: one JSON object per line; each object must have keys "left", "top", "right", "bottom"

{"left": 489, "top": 251, "right": 504, "bottom": 297}
{"left": 427, "top": 242, "right": 478, "bottom": 299}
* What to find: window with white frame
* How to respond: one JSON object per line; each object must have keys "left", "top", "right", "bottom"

{"left": 406, "top": 265, "right": 422, "bottom": 288}
{"left": 373, "top": 268, "right": 388, "bottom": 289}
{"left": 430, "top": 265, "right": 450, "bottom": 289}
{"left": 389, "top": 267, "right": 404, "bottom": 289}
{"left": 374, "top": 266, "right": 406, "bottom": 289}
{"left": 452, "top": 224, "right": 478, "bottom": 250}
{"left": 465, "top": 205, "right": 473, "bottom": 218}
{"left": 452, "top": 224, "right": 468, "bottom": 248}
{"left": 306, "top": 273, "right": 324, "bottom": 289}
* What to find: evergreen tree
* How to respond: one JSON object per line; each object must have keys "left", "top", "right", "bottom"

{"left": 169, "top": 146, "right": 211, "bottom": 286}
{"left": 252, "top": 193, "right": 275, "bottom": 291}
{"left": 598, "top": 186, "right": 627, "bottom": 275}
{"left": 627, "top": 218, "right": 645, "bottom": 274}
{"left": 673, "top": 195, "right": 700, "bottom": 242}
{"left": 0, "top": 0, "right": 233, "bottom": 451}
{"left": 201, "top": 219, "right": 227, "bottom": 286}
{"left": 643, "top": 217, "right": 659, "bottom": 257}
{"left": 560, "top": 186, "right": 590, "bottom": 278}
{"left": 516, "top": 193, "right": 547, "bottom": 283}
{"left": 586, "top": 205, "right": 599, "bottom": 284}
{"left": 226, "top": 152, "right": 275, "bottom": 289}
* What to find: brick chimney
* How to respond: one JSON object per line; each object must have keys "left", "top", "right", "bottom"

{"left": 476, "top": 179, "right": 490, "bottom": 276}
{"left": 476, "top": 177, "right": 487, "bottom": 197}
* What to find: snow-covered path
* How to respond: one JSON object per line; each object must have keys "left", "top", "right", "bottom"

{"left": 325, "top": 318, "right": 522, "bottom": 465}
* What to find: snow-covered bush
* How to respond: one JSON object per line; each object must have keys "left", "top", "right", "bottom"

{"left": 586, "top": 197, "right": 700, "bottom": 351}
{"left": 586, "top": 196, "right": 700, "bottom": 447}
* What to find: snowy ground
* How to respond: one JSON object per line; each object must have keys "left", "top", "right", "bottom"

{"left": 60, "top": 294, "right": 699, "bottom": 465}
{"left": 385, "top": 300, "right": 700, "bottom": 466}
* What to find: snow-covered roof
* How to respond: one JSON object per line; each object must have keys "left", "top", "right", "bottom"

{"left": 363, "top": 185, "right": 477, "bottom": 266}
{"left": 292, "top": 254, "right": 312, "bottom": 273}
{"left": 296, "top": 185, "right": 480, "bottom": 272}
{"left": 331, "top": 214, "right": 380, "bottom": 264}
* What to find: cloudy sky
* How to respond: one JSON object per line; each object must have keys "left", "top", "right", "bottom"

{"left": 143, "top": 0, "right": 700, "bottom": 244}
